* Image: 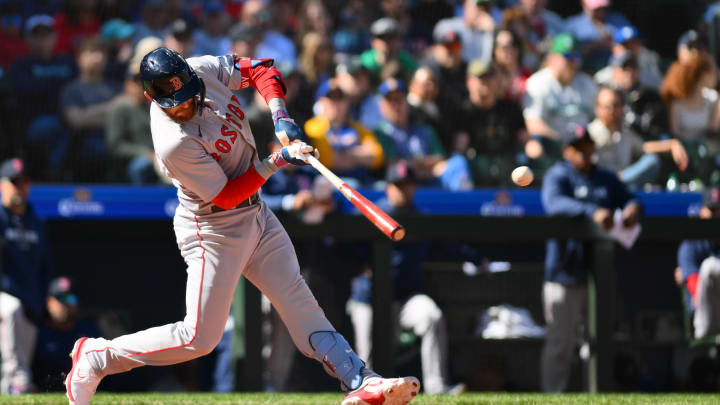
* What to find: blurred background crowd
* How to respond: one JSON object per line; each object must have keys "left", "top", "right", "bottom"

{"left": 0, "top": 0, "right": 718, "bottom": 193}
{"left": 3, "top": 0, "right": 720, "bottom": 397}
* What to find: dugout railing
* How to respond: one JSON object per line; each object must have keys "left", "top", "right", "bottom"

{"left": 236, "top": 215, "right": 720, "bottom": 393}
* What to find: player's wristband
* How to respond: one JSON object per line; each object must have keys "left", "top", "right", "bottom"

{"left": 269, "top": 98, "right": 289, "bottom": 122}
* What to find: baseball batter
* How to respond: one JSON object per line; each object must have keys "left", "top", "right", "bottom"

{"left": 64, "top": 48, "right": 419, "bottom": 405}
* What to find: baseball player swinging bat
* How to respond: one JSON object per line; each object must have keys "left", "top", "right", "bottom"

{"left": 307, "top": 156, "right": 405, "bottom": 242}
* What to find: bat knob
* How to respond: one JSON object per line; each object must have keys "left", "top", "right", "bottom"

{"left": 391, "top": 227, "right": 406, "bottom": 242}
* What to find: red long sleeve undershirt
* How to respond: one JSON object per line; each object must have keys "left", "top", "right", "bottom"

{"left": 211, "top": 166, "right": 266, "bottom": 209}
{"left": 210, "top": 58, "right": 287, "bottom": 209}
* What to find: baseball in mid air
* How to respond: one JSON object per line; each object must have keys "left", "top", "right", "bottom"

{"left": 511, "top": 166, "right": 534, "bottom": 187}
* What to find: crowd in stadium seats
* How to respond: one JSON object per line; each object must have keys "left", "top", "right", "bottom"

{"left": 0, "top": 0, "right": 718, "bottom": 191}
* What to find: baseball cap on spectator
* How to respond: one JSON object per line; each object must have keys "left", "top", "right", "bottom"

{"left": 378, "top": 77, "right": 406, "bottom": 97}
{"left": 614, "top": 25, "right": 638, "bottom": 44}
{"left": 584, "top": 0, "right": 609, "bottom": 9}
{"left": 433, "top": 24, "right": 460, "bottom": 45}
{"left": 370, "top": 17, "right": 401, "bottom": 38}
{"left": 386, "top": 161, "right": 417, "bottom": 185}
{"left": 678, "top": 29, "right": 704, "bottom": 51}
{"left": 100, "top": 19, "right": 135, "bottom": 41}
{"left": 48, "top": 277, "right": 78, "bottom": 306}
{"left": 561, "top": 125, "right": 594, "bottom": 148}
{"left": 551, "top": 33, "right": 581, "bottom": 60}
{"left": 25, "top": 14, "right": 53, "bottom": 36}
{"left": 467, "top": 58, "right": 495, "bottom": 78}
{"left": 0, "top": 157, "right": 27, "bottom": 182}
{"left": 169, "top": 19, "right": 192, "bottom": 41}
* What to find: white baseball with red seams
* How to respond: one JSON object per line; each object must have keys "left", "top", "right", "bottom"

{"left": 64, "top": 53, "right": 418, "bottom": 405}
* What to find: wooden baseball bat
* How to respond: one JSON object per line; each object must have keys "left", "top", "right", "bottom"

{"left": 307, "top": 156, "right": 405, "bottom": 242}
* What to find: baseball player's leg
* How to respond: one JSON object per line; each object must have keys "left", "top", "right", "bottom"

{"left": 398, "top": 294, "right": 449, "bottom": 394}
{"left": 244, "top": 206, "right": 375, "bottom": 388}
{"left": 246, "top": 206, "right": 420, "bottom": 403}
{"left": 346, "top": 299, "right": 374, "bottom": 367}
{"left": 694, "top": 256, "right": 720, "bottom": 339}
{"left": 67, "top": 208, "right": 263, "bottom": 404}
{"left": 0, "top": 292, "right": 38, "bottom": 394}
{"left": 540, "top": 282, "right": 587, "bottom": 393}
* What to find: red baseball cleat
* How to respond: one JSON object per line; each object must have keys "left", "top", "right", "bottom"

{"left": 341, "top": 376, "right": 420, "bottom": 405}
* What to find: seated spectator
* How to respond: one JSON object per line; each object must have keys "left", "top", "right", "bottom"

{"left": 228, "top": 23, "right": 261, "bottom": 58}
{"left": 499, "top": 7, "right": 539, "bottom": 71}
{"left": 540, "top": 126, "right": 641, "bottom": 392}
{"left": 54, "top": 0, "right": 100, "bottom": 54}
{"left": 493, "top": 28, "right": 531, "bottom": 103}
{"left": 346, "top": 162, "right": 476, "bottom": 395}
{"left": 379, "top": 0, "right": 433, "bottom": 54}
{"left": 407, "top": 67, "right": 447, "bottom": 148}
{"left": 609, "top": 25, "right": 662, "bottom": 90}
{"left": 423, "top": 24, "right": 467, "bottom": 106}
{"left": 516, "top": 0, "right": 564, "bottom": 53}
{"left": 304, "top": 81, "right": 384, "bottom": 185}
{"left": 100, "top": 19, "right": 136, "bottom": 82}
{"left": 523, "top": 33, "right": 597, "bottom": 172}
{"left": 133, "top": 0, "right": 169, "bottom": 45}
{"left": 298, "top": 32, "right": 334, "bottom": 87}
{"left": 241, "top": 0, "right": 297, "bottom": 68}
{"left": 677, "top": 187, "right": 720, "bottom": 339}
{"left": 8, "top": 15, "right": 77, "bottom": 180}
{"left": 0, "top": 3, "right": 27, "bottom": 68}
{"left": 374, "top": 78, "right": 462, "bottom": 188}
{"left": 661, "top": 51, "right": 720, "bottom": 182}
{"left": 32, "top": 277, "right": 101, "bottom": 392}
{"left": 192, "top": 1, "right": 232, "bottom": 57}
{"left": 434, "top": 0, "right": 495, "bottom": 64}
{"left": 455, "top": 60, "right": 527, "bottom": 187}
{"left": 588, "top": 87, "right": 688, "bottom": 189}
{"left": 677, "top": 29, "right": 707, "bottom": 64}
{"left": 565, "top": 0, "right": 631, "bottom": 73}
{"left": 105, "top": 64, "right": 155, "bottom": 184}
{"left": 59, "top": 37, "right": 122, "bottom": 182}
{"left": 361, "top": 17, "right": 419, "bottom": 82}
{"left": 294, "top": 0, "right": 334, "bottom": 46}
{"left": 334, "top": 57, "right": 381, "bottom": 131}
{"left": 164, "top": 19, "right": 195, "bottom": 58}
{"left": 595, "top": 53, "right": 669, "bottom": 141}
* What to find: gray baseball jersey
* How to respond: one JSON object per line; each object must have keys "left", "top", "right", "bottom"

{"left": 78, "top": 55, "right": 335, "bottom": 376}
{"left": 152, "top": 55, "right": 260, "bottom": 214}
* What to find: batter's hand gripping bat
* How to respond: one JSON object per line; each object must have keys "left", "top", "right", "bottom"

{"left": 307, "top": 156, "right": 405, "bottom": 242}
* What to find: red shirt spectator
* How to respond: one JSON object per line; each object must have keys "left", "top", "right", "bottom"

{"left": 0, "top": 12, "right": 27, "bottom": 68}
{"left": 53, "top": 0, "right": 100, "bottom": 55}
